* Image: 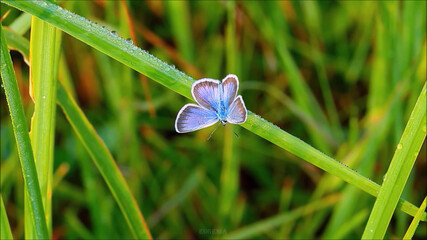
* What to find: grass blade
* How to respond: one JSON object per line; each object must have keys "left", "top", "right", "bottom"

{"left": 223, "top": 194, "right": 340, "bottom": 239}
{"left": 363, "top": 83, "right": 427, "bottom": 239}
{"left": 403, "top": 196, "right": 427, "bottom": 239}
{"left": 148, "top": 169, "right": 202, "bottom": 227}
{"left": 220, "top": 1, "right": 240, "bottom": 227}
{"left": 56, "top": 84, "right": 152, "bottom": 239}
{"left": 27, "top": 15, "right": 61, "bottom": 236}
{"left": 166, "top": 1, "right": 194, "bottom": 62}
{"left": 3, "top": 28, "right": 29, "bottom": 64}
{"left": 3, "top": 0, "right": 426, "bottom": 222}
{"left": 1, "top": 196, "right": 13, "bottom": 240}
{"left": 0, "top": 24, "right": 49, "bottom": 240}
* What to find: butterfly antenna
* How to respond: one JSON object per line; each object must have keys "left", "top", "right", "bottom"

{"left": 207, "top": 122, "right": 221, "bottom": 141}
{"left": 226, "top": 124, "right": 239, "bottom": 138}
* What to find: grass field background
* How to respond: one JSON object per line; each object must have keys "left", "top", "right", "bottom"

{"left": 1, "top": 1, "right": 426, "bottom": 239}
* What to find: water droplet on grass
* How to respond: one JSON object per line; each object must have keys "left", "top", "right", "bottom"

{"left": 397, "top": 143, "right": 403, "bottom": 150}
{"left": 126, "top": 38, "right": 133, "bottom": 44}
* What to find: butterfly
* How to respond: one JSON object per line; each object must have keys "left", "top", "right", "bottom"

{"left": 175, "top": 74, "right": 247, "bottom": 134}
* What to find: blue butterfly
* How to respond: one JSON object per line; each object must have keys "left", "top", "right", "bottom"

{"left": 175, "top": 74, "right": 247, "bottom": 134}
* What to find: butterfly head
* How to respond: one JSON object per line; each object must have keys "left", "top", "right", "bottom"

{"left": 220, "top": 120, "right": 227, "bottom": 126}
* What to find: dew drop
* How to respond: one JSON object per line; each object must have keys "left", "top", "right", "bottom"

{"left": 126, "top": 38, "right": 133, "bottom": 44}
{"left": 42, "top": 95, "right": 46, "bottom": 99}
{"left": 397, "top": 143, "right": 403, "bottom": 150}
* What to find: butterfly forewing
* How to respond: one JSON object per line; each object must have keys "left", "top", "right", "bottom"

{"left": 175, "top": 104, "right": 219, "bottom": 133}
{"left": 226, "top": 95, "right": 247, "bottom": 124}
{"left": 221, "top": 74, "right": 238, "bottom": 108}
{"left": 191, "top": 79, "right": 221, "bottom": 112}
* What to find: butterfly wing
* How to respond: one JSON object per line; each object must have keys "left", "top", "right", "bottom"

{"left": 175, "top": 104, "right": 219, "bottom": 133}
{"left": 221, "top": 74, "right": 239, "bottom": 108}
{"left": 191, "top": 79, "right": 221, "bottom": 112}
{"left": 226, "top": 95, "right": 247, "bottom": 124}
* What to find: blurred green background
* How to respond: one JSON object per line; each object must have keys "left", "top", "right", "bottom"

{"left": 1, "top": 1, "right": 426, "bottom": 239}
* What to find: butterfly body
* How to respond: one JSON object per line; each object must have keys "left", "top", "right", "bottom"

{"left": 175, "top": 74, "right": 247, "bottom": 133}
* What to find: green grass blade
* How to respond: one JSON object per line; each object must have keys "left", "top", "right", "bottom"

{"left": 3, "top": 28, "right": 29, "bottom": 64}
{"left": 3, "top": 0, "right": 194, "bottom": 99}
{"left": 166, "top": 1, "right": 194, "bottom": 62}
{"left": 244, "top": 111, "right": 426, "bottom": 220}
{"left": 363, "top": 83, "right": 427, "bottom": 239}
{"left": 8, "top": 12, "right": 32, "bottom": 35}
{"left": 56, "top": 84, "right": 152, "bottom": 239}
{"left": 1, "top": 196, "right": 13, "bottom": 240}
{"left": 244, "top": 2, "right": 333, "bottom": 154}
{"left": 64, "top": 210, "right": 95, "bottom": 239}
{"left": 0, "top": 24, "right": 49, "bottom": 240}
{"left": 333, "top": 208, "right": 369, "bottom": 239}
{"left": 220, "top": 1, "right": 240, "bottom": 227}
{"left": 4, "top": 0, "right": 426, "bottom": 221}
{"left": 403, "top": 196, "right": 427, "bottom": 239}
{"left": 300, "top": 1, "right": 343, "bottom": 141}
{"left": 27, "top": 15, "right": 61, "bottom": 235}
{"left": 148, "top": 169, "right": 202, "bottom": 227}
{"left": 223, "top": 194, "right": 340, "bottom": 239}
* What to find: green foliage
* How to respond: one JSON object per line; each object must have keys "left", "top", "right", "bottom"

{"left": 1, "top": 1, "right": 426, "bottom": 239}
{"left": 1, "top": 25, "right": 48, "bottom": 239}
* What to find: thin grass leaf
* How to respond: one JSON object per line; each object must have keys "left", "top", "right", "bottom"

{"left": 220, "top": 1, "right": 239, "bottom": 227}
{"left": 223, "top": 194, "right": 341, "bottom": 239}
{"left": 403, "top": 196, "right": 427, "bottom": 239}
{"left": 4, "top": 0, "right": 426, "bottom": 222}
{"left": 333, "top": 208, "right": 369, "bottom": 239}
{"left": 8, "top": 12, "right": 32, "bottom": 35}
{"left": 0, "top": 24, "right": 49, "bottom": 240}
{"left": 363, "top": 83, "right": 427, "bottom": 239}
{"left": 56, "top": 84, "right": 152, "bottom": 239}
{"left": 148, "top": 169, "right": 202, "bottom": 227}
{"left": 166, "top": 1, "right": 194, "bottom": 62}
{"left": 3, "top": 27, "right": 29, "bottom": 64}
{"left": 64, "top": 210, "right": 95, "bottom": 239}
{"left": 27, "top": 15, "right": 61, "bottom": 236}
{"left": 300, "top": 1, "right": 344, "bottom": 142}
{"left": 1, "top": 196, "right": 13, "bottom": 240}
{"left": 244, "top": 1, "right": 333, "bottom": 154}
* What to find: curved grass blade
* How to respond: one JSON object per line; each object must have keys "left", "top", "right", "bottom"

{"left": 1, "top": 196, "right": 13, "bottom": 240}
{"left": 3, "top": 27, "right": 29, "bottom": 64}
{"left": 3, "top": 0, "right": 425, "bottom": 221}
{"left": 148, "top": 169, "right": 203, "bottom": 227}
{"left": 56, "top": 84, "right": 152, "bottom": 239}
{"left": 403, "top": 196, "right": 427, "bottom": 239}
{"left": 362, "top": 83, "right": 426, "bottom": 239}
{"left": 0, "top": 24, "right": 49, "bottom": 240}
{"left": 223, "top": 194, "right": 340, "bottom": 239}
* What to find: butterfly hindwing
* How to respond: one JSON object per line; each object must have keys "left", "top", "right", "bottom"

{"left": 226, "top": 95, "right": 247, "bottom": 124}
{"left": 175, "top": 104, "right": 219, "bottom": 133}
{"left": 191, "top": 79, "right": 221, "bottom": 112}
